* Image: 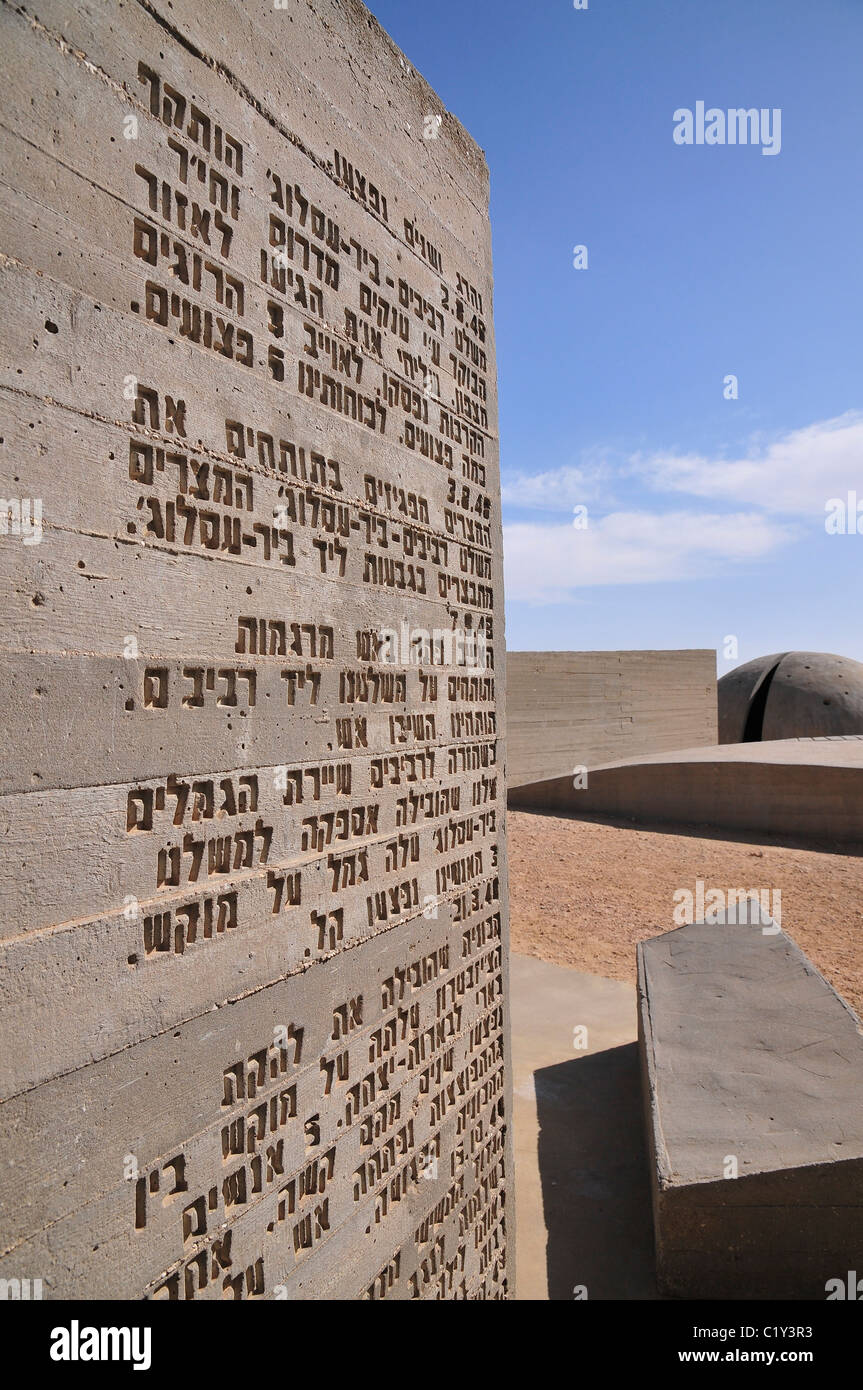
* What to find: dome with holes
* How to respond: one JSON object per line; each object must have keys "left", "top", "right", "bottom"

{"left": 718, "top": 652, "right": 863, "bottom": 743}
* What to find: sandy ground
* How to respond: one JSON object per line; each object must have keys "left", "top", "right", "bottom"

{"left": 508, "top": 810, "right": 863, "bottom": 1017}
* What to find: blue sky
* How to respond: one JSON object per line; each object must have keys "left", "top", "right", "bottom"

{"left": 366, "top": 0, "right": 863, "bottom": 668}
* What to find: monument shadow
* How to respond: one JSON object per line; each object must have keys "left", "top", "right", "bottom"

{"left": 534, "top": 1043, "right": 659, "bottom": 1300}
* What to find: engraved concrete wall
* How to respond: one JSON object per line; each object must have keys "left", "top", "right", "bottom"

{"left": 0, "top": 0, "right": 511, "bottom": 1300}
{"left": 507, "top": 650, "right": 717, "bottom": 789}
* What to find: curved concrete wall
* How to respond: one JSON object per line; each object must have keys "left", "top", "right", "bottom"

{"left": 509, "top": 738, "right": 863, "bottom": 846}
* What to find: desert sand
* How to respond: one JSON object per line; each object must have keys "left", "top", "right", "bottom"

{"left": 508, "top": 810, "right": 863, "bottom": 1016}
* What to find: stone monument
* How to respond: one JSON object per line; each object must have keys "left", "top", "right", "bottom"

{"left": 0, "top": 0, "right": 511, "bottom": 1299}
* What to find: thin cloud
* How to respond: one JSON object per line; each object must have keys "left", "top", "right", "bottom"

{"left": 503, "top": 413, "right": 863, "bottom": 522}
{"left": 636, "top": 412, "right": 863, "bottom": 515}
{"left": 504, "top": 510, "right": 798, "bottom": 602}
{"left": 501, "top": 463, "right": 609, "bottom": 510}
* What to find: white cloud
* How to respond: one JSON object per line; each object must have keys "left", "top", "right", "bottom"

{"left": 504, "top": 510, "right": 798, "bottom": 602}
{"left": 501, "top": 462, "right": 609, "bottom": 510}
{"left": 501, "top": 413, "right": 859, "bottom": 601}
{"left": 636, "top": 411, "right": 863, "bottom": 515}
{"left": 503, "top": 413, "right": 863, "bottom": 522}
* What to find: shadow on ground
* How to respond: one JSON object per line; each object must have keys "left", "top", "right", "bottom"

{"left": 535, "top": 1042, "right": 659, "bottom": 1299}
{"left": 509, "top": 804, "right": 862, "bottom": 858}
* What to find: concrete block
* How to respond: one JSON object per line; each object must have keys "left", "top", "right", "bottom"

{"left": 638, "top": 918, "right": 863, "bottom": 1298}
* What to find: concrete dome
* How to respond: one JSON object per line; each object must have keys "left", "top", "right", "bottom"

{"left": 718, "top": 651, "right": 863, "bottom": 743}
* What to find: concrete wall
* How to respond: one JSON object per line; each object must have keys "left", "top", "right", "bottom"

{"left": 0, "top": 0, "right": 511, "bottom": 1299}
{"left": 506, "top": 650, "right": 717, "bottom": 789}
{"left": 508, "top": 737, "right": 863, "bottom": 847}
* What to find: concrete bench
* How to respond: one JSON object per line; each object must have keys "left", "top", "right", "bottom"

{"left": 638, "top": 916, "right": 863, "bottom": 1298}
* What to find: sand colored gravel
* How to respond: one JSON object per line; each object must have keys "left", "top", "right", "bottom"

{"left": 508, "top": 810, "right": 863, "bottom": 1016}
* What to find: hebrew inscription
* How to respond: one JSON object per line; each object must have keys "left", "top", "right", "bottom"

{"left": 0, "top": 0, "right": 511, "bottom": 1299}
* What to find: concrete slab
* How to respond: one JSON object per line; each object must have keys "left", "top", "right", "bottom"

{"left": 639, "top": 919, "right": 863, "bottom": 1299}
{"left": 511, "top": 954, "right": 658, "bottom": 1300}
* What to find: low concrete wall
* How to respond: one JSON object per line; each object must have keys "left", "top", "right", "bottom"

{"left": 509, "top": 737, "right": 863, "bottom": 847}
{"left": 506, "top": 651, "right": 717, "bottom": 789}
{"left": 508, "top": 739, "right": 861, "bottom": 845}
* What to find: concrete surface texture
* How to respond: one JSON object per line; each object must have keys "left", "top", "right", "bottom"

{"left": 510, "top": 955, "right": 657, "bottom": 1300}
{"left": 719, "top": 651, "right": 863, "bottom": 743}
{"left": 639, "top": 918, "right": 863, "bottom": 1299}
{"left": 508, "top": 736, "right": 863, "bottom": 846}
{"left": 0, "top": 0, "right": 511, "bottom": 1298}
{"left": 506, "top": 650, "right": 717, "bottom": 788}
